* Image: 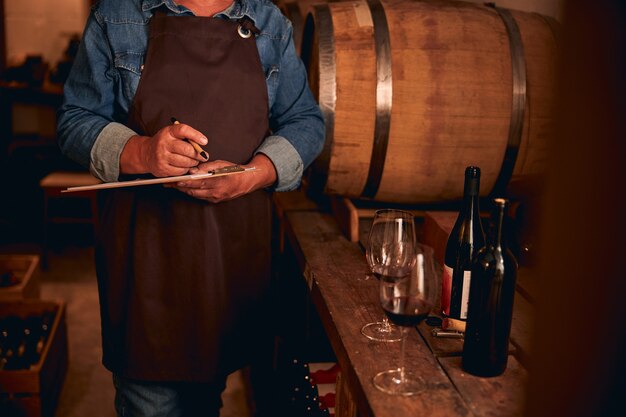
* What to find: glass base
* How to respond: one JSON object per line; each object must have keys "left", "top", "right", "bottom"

{"left": 361, "top": 321, "right": 403, "bottom": 342}
{"left": 373, "top": 369, "right": 425, "bottom": 396}
{"left": 357, "top": 273, "right": 374, "bottom": 282}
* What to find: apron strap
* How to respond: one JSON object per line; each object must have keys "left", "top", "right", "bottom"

{"left": 237, "top": 16, "right": 261, "bottom": 37}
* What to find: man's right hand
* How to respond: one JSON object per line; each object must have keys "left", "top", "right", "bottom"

{"left": 120, "top": 123, "right": 209, "bottom": 177}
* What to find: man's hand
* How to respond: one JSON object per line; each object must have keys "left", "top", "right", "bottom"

{"left": 120, "top": 123, "right": 208, "bottom": 177}
{"left": 165, "top": 154, "right": 277, "bottom": 203}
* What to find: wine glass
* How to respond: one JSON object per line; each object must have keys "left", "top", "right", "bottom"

{"left": 373, "top": 243, "right": 438, "bottom": 395}
{"left": 361, "top": 209, "right": 416, "bottom": 343}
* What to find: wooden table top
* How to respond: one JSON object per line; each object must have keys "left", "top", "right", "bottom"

{"left": 281, "top": 205, "right": 529, "bottom": 417}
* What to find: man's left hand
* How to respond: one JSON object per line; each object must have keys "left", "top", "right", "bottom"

{"left": 165, "top": 154, "right": 277, "bottom": 203}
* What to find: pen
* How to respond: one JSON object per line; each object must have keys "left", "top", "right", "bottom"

{"left": 170, "top": 117, "right": 209, "bottom": 160}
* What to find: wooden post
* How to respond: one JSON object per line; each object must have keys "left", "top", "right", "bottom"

{"left": 525, "top": 1, "right": 626, "bottom": 416}
{"left": 334, "top": 371, "right": 358, "bottom": 417}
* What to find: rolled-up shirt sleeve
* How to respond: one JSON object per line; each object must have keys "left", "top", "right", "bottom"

{"left": 57, "top": 8, "right": 124, "bottom": 181}
{"left": 90, "top": 122, "right": 137, "bottom": 182}
{"left": 255, "top": 135, "right": 303, "bottom": 192}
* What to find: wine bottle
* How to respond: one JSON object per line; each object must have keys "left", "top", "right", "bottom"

{"left": 23, "top": 315, "right": 44, "bottom": 366}
{"left": 441, "top": 166, "right": 486, "bottom": 327}
{"left": 462, "top": 198, "right": 518, "bottom": 377}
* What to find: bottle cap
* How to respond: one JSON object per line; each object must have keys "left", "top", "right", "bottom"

{"left": 494, "top": 197, "right": 508, "bottom": 207}
{"left": 464, "top": 166, "right": 481, "bottom": 196}
{"left": 465, "top": 166, "right": 481, "bottom": 178}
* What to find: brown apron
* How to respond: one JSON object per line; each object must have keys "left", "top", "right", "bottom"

{"left": 95, "top": 11, "right": 272, "bottom": 382}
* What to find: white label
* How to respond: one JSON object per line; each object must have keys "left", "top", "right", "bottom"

{"left": 460, "top": 270, "right": 471, "bottom": 319}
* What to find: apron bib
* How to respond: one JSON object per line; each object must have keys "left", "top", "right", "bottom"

{"left": 95, "top": 11, "right": 272, "bottom": 382}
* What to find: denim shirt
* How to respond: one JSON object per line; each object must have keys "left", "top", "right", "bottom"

{"left": 57, "top": 0, "right": 324, "bottom": 191}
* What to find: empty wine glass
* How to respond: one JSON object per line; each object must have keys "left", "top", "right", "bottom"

{"left": 373, "top": 243, "right": 438, "bottom": 395}
{"left": 361, "top": 209, "right": 416, "bottom": 343}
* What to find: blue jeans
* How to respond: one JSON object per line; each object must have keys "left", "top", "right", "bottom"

{"left": 112, "top": 374, "right": 227, "bottom": 417}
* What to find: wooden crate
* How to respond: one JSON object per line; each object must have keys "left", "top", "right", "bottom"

{"left": 422, "top": 211, "right": 458, "bottom": 266}
{"left": 0, "top": 300, "right": 68, "bottom": 417}
{"left": 329, "top": 196, "right": 430, "bottom": 244}
{"left": 0, "top": 255, "right": 40, "bottom": 300}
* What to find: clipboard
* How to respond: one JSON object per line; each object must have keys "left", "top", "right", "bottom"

{"left": 62, "top": 165, "right": 257, "bottom": 193}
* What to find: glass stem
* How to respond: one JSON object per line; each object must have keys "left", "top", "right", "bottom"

{"left": 399, "top": 327, "right": 408, "bottom": 383}
{"left": 381, "top": 316, "right": 391, "bottom": 331}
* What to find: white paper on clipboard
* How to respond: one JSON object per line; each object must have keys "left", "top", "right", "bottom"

{"left": 62, "top": 165, "right": 257, "bottom": 193}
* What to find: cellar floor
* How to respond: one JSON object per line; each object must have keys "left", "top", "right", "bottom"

{"left": 1, "top": 239, "right": 252, "bottom": 417}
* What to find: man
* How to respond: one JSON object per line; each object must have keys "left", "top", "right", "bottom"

{"left": 57, "top": 0, "right": 324, "bottom": 415}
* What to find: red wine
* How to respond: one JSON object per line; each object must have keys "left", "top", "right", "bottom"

{"left": 371, "top": 265, "right": 412, "bottom": 283}
{"left": 442, "top": 166, "right": 485, "bottom": 322}
{"left": 382, "top": 296, "right": 432, "bottom": 327}
{"left": 462, "top": 198, "right": 518, "bottom": 377}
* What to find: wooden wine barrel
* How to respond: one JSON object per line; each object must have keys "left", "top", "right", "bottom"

{"left": 277, "top": 0, "right": 354, "bottom": 55}
{"left": 302, "top": 0, "right": 560, "bottom": 203}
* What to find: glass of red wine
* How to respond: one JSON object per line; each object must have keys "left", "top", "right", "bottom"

{"left": 361, "top": 209, "right": 416, "bottom": 342}
{"left": 373, "top": 243, "right": 438, "bottom": 395}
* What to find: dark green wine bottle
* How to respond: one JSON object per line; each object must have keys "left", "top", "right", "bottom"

{"left": 462, "top": 198, "right": 518, "bottom": 377}
{"left": 442, "top": 166, "right": 485, "bottom": 323}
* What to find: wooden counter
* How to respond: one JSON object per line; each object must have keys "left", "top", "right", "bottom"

{"left": 280, "top": 205, "right": 529, "bottom": 417}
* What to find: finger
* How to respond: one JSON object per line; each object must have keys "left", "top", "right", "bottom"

{"left": 184, "top": 188, "right": 224, "bottom": 203}
{"left": 178, "top": 187, "right": 212, "bottom": 200}
{"left": 165, "top": 166, "right": 191, "bottom": 177}
{"left": 188, "top": 160, "right": 232, "bottom": 175}
{"left": 187, "top": 140, "right": 209, "bottom": 161}
{"left": 178, "top": 168, "right": 236, "bottom": 187}
{"left": 169, "top": 122, "right": 209, "bottom": 160}
{"left": 170, "top": 123, "right": 208, "bottom": 147}
{"left": 167, "top": 153, "right": 201, "bottom": 169}
{"left": 169, "top": 139, "right": 204, "bottom": 161}
{"left": 176, "top": 178, "right": 219, "bottom": 189}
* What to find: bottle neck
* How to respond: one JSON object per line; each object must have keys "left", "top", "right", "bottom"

{"left": 463, "top": 177, "right": 481, "bottom": 215}
{"left": 492, "top": 202, "right": 507, "bottom": 250}
{"left": 464, "top": 176, "right": 480, "bottom": 198}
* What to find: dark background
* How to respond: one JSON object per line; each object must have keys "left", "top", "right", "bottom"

{"left": 526, "top": 1, "right": 626, "bottom": 416}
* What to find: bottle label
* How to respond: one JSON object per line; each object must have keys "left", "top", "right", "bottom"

{"left": 442, "top": 266, "right": 471, "bottom": 319}
{"left": 460, "top": 270, "right": 471, "bottom": 319}
{"left": 441, "top": 264, "right": 453, "bottom": 316}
